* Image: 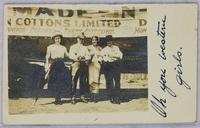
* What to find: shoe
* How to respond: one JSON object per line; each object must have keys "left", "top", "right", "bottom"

{"left": 93, "top": 98, "right": 98, "bottom": 103}
{"left": 90, "top": 94, "right": 98, "bottom": 103}
{"left": 110, "top": 98, "right": 115, "bottom": 104}
{"left": 110, "top": 98, "right": 121, "bottom": 104}
{"left": 115, "top": 98, "right": 121, "bottom": 104}
{"left": 55, "top": 101, "right": 62, "bottom": 105}
{"left": 71, "top": 96, "right": 76, "bottom": 104}
{"left": 92, "top": 97, "right": 98, "bottom": 103}
{"left": 80, "top": 96, "right": 88, "bottom": 103}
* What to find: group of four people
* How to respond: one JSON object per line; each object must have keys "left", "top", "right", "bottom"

{"left": 45, "top": 32, "right": 123, "bottom": 105}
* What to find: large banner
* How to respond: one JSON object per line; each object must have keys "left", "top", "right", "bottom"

{"left": 7, "top": 6, "right": 147, "bottom": 37}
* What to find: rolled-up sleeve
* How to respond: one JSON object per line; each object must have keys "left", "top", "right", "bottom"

{"left": 84, "top": 47, "right": 91, "bottom": 60}
{"left": 69, "top": 46, "right": 78, "bottom": 61}
{"left": 100, "top": 48, "right": 107, "bottom": 61}
{"left": 116, "top": 47, "right": 123, "bottom": 59}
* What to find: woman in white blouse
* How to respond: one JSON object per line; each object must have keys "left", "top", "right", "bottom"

{"left": 88, "top": 36, "right": 102, "bottom": 102}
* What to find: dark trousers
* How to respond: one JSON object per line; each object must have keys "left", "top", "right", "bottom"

{"left": 103, "top": 61, "right": 121, "bottom": 99}
{"left": 72, "top": 61, "right": 88, "bottom": 96}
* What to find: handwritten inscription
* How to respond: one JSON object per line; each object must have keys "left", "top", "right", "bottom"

{"left": 151, "top": 95, "right": 167, "bottom": 117}
{"left": 157, "top": 15, "right": 166, "bottom": 60}
{"left": 151, "top": 68, "right": 176, "bottom": 118}
{"left": 151, "top": 15, "right": 192, "bottom": 118}
{"left": 159, "top": 69, "right": 176, "bottom": 97}
{"left": 151, "top": 15, "right": 177, "bottom": 118}
{"left": 173, "top": 48, "right": 191, "bottom": 90}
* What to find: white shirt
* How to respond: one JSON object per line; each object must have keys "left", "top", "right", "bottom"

{"left": 88, "top": 45, "right": 102, "bottom": 62}
{"left": 101, "top": 45, "right": 123, "bottom": 62}
{"left": 69, "top": 43, "right": 90, "bottom": 61}
{"left": 46, "top": 44, "right": 68, "bottom": 59}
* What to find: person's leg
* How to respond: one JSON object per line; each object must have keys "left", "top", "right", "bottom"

{"left": 105, "top": 73, "right": 114, "bottom": 98}
{"left": 72, "top": 74, "right": 78, "bottom": 95}
{"left": 113, "top": 63, "right": 121, "bottom": 104}
{"left": 71, "top": 63, "right": 80, "bottom": 104}
{"left": 104, "top": 63, "right": 114, "bottom": 102}
{"left": 71, "top": 73, "right": 79, "bottom": 104}
{"left": 79, "top": 62, "right": 88, "bottom": 103}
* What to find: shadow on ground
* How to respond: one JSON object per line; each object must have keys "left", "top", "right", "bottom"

{"left": 9, "top": 88, "right": 148, "bottom": 104}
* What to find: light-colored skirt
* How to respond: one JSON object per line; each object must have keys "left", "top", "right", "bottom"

{"left": 88, "top": 62, "right": 101, "bottom": 93}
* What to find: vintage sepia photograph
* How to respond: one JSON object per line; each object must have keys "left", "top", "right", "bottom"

{"left": 3, "top": 3, "right": 198, "bottom": 125}
{"left": 6, "top": 5, "right": 148, "bottom": 114}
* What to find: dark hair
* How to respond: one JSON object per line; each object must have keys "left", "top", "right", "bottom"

{"left": 92, "top": 36, "right": 102, "bottom": 46}
{"left": 52, "top": 35, "right": 63, "bottom": 44}
{"left": 92, "top": 36, "right": 99, "bottom": 41}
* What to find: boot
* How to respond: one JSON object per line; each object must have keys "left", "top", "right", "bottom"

{"left": 71, "top": 96, "right": 76, "bottom": 104}
{"left": 91, "top": 93, "right": 98, "bottom": 103}
{"left": 55, "top": 98, "right": 62, "bottom": 105}
{"left": 114, "top": 97, "right": 121, "bottom": 104}
{"left": 80, "top": 95, "right": 88, "bottom": 103}
{"left": 110, "top": 97, "right": 115, "bottom": 104}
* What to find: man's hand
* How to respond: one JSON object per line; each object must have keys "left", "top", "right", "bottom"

{"left": 78, "top": 56, "right": 86, "bottom": 61}
{"left": 77, "top": 56, "right": 82, "bottom": 61}
{"left": 109, "top": 54, "right": 120, "bottom": 60}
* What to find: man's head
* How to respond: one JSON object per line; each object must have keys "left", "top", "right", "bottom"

{"left": 77, "top": 32, "right": 86, "bottom": 44}
{"left": 52, "top": 31, "right": 63, "bottom": 44}
{"left": 92, "top": 36, "right": 99, "bottom": 46}
{"left": 105, "top": 35, "right": 113, "bottom": 47}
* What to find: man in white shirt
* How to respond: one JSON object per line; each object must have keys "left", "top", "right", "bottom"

{"left": 45, "top": 31, "right": 69, "bottom": 105}
{"left": 69, "top": 33, "right": 90, "bottom": 104}
{"left": 101, "top": 35, "right": 123, "bottom": 104}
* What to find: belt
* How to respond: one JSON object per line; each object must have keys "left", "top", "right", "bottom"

{"left": 49, "top": 58, "right": 64, "bottom": 63}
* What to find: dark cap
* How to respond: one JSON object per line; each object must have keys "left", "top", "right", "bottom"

{"left": 105, "top": 35, "right": 113, "bottom": 42}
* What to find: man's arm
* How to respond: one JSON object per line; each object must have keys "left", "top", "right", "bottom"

{"left": 84, "top": 47, "right": 91, "bottom": 60}
{"left": 69, "top": 45, "right": 78, "bottom": 61}
{"left": 110, "top": 46, "right": 123, "bottom": 59}
{"left": 100, "top": 47, "right": 109, "bottom": 62}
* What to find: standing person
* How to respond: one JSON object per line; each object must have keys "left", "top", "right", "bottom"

{"left": 45, "top": 31, "right": 69, "bottom": 105}
{"left": 101, "top": 35, "right": 123, "bottom": 104}
{"left": 88, "top": 36, "right": 102, "bottom": 102}
{"left": 69, "top": 33, "right": 90, "bottom": 104}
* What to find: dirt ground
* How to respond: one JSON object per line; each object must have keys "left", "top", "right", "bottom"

{"left": 9, "top": 97, "right": 148, "bottom": 114}
{"left": 9, "top": 79, "right": 148, "bottom": 115}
